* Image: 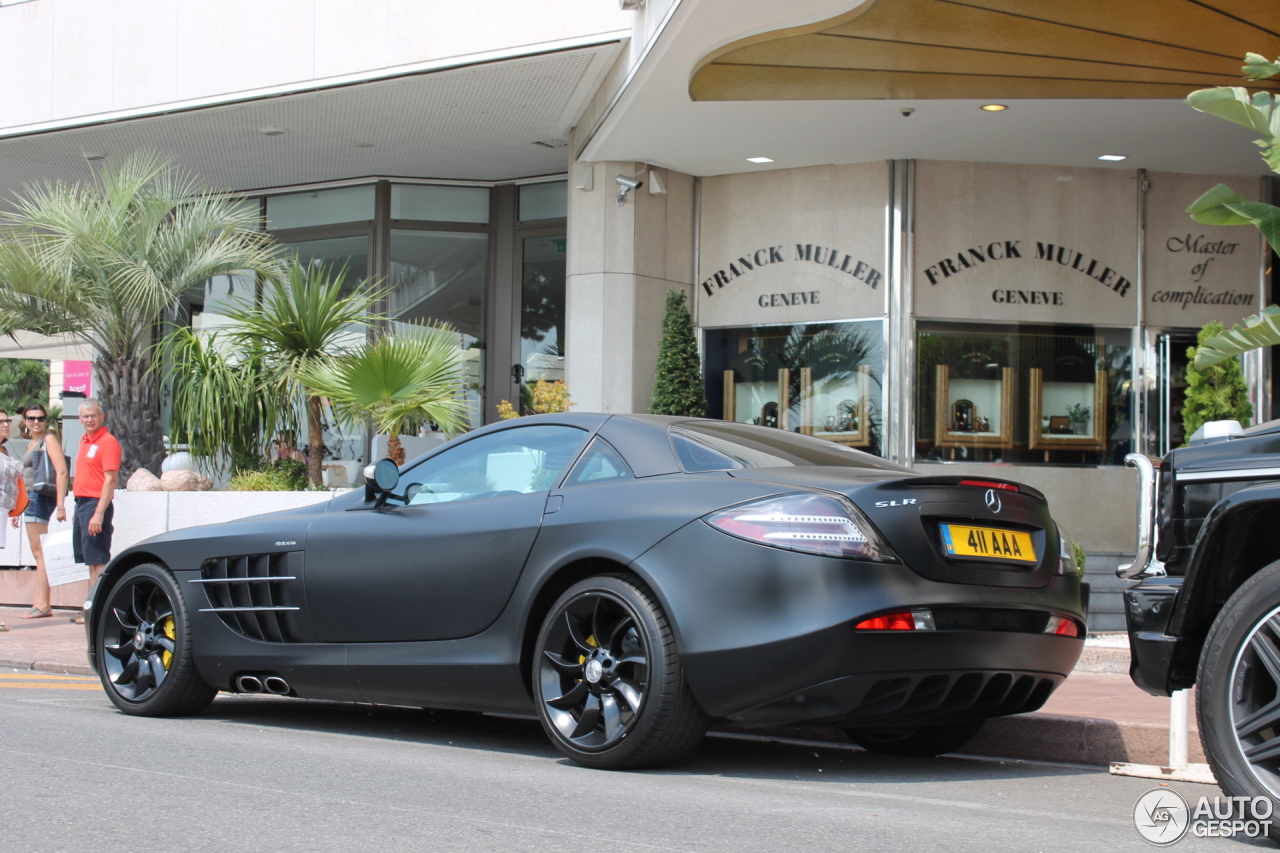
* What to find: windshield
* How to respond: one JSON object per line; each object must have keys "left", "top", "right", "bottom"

{"left": 669, "top": 422, "right": 908, "bottom": 473}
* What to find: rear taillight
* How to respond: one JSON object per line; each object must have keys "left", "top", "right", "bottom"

{"left": 706, "top": 493, "right": 897, "bottom": 562}
{"left": 856, "top": 610, "right": 935, "bottom": 630}
{"left": 1044, "top": 615, "right": 1081, "bottom": 637}
{"left": 958, "top": 479, "right": 1020, "bottom": 492}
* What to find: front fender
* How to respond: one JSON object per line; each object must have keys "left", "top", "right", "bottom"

{"left": 1169, "top": 482, "right": 1280, "bottom": 640}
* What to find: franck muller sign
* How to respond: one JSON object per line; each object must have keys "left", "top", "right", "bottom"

{"left": 922, "top": 240, "right": 1132, "bottom": 305}
{"left": 700, "top": 243, "right": 883, "bottom": 304}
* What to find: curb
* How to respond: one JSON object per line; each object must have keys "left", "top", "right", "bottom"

{"left": 0, "top": 658, "right": 94, "bottom": 677}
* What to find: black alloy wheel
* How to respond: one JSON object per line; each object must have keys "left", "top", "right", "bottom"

{"left": 533, "top": 574, "right": 708, "bottom": 769}
{"left": 96, "top": 563, "right": 217, "bottom": 716}
{"left": 1199, "top": 560, "right": 1280, "bottom": 818}
{"left": 845, "top": 720, "right": 986, "bottom": 757}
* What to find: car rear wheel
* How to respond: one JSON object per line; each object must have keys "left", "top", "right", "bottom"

{"left": 1199, "top": 560, "right": 1280, "bottom": 816}
{"left": 845, "top": 720, "right": 985, "bottom": 757}
{"left": 96, "top": 563, "right": 217, "bottom": 716}
{"left": 533, "top": 574, "right": 708, "bottom": 769}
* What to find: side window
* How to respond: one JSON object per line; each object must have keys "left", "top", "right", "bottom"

{"left": 670, "top": 431, "right": 744, "bottom": 473}
{"left": 396, "top": 425, "right": 586, "bottom": 506}
{"left": 562, "top": 438, "right": 632, "bottom": 488}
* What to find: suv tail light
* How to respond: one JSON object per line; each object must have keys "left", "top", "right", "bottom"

{"left": 706, "top": 493, "right": 898, "bottom": 562}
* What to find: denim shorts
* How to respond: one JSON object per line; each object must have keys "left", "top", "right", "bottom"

{"left": 23, "top": 491, "right": 57, "bottom": 524}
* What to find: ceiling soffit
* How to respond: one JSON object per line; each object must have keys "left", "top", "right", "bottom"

{"left": 690, "top": 0, "right": 1280, "bottom": 102}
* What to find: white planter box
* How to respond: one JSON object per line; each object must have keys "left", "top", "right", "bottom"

{"left": 0, "top": 489, "right": 338, "bottom": 568}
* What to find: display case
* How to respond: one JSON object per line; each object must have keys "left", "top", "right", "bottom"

{"left": 1028, "top": 368, "right": 1107, "bottom": 452}
{"left": 802, "top": 364, "right": 872, "bottom": 447}
{"left": 933, "top": 364, "right": 1014, "bottom": 449}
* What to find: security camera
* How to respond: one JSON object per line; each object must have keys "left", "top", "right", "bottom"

{"left": 615, "top": 174, "right": 644, "bottom": 206}
{"left": 899, "top": 107, "right": 916, "bottom": 117}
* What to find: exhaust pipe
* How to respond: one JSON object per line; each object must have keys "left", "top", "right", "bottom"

{"left": 263, "top": 676, "right": 290, "bottom": 695}
{"left": 236, "top": 675, "right": 264, "bottom": 694}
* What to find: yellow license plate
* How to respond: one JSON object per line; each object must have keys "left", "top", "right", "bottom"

{"left": 940, "top": 524, "right": 1037, "bottom": 563}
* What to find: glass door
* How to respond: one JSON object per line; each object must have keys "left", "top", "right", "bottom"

{"left": 1147, "top": 329, "right": 1197, "bottom": 457}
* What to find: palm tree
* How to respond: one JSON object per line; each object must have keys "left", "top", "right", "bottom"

{"left": 296, "top": 323, "right": 466, "bottom": 465}
{"left": 0, "top": 152, "right": 279, "bottom": 476}
{"left": 226, "top": 260, "right": 385, "bottom": 486}
{"left": 0, "top": 358, "right": 49, "bottom": 415}
{"left": 161, "top": 327, "right": 296, "bottom": 474}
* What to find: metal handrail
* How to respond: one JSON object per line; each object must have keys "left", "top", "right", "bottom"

{"left": 1117, "top": 452, "right": 1167, "bottom": 580}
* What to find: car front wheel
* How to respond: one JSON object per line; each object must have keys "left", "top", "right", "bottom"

{"left": 533, "top": 574, "right": 707, "bottom": 769}
{"left": 96, "top": 563, "right": 217, "bottom": 716}
{"left": 1199, "top": 560, "right": 1280, "bottom": 816}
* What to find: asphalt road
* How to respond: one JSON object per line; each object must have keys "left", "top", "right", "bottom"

{"left": 0, "top": 673, "right": 1261, "bottom": 853}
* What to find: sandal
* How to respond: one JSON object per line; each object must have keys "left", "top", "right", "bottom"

{"left": 20, "top": 607, "right": 52, "bottom": 619}
{"left": 70, "top": 615, "right": 84, "bottom": 625}
{"left": 0, "top": 623, "right": 7, "bottom": 632}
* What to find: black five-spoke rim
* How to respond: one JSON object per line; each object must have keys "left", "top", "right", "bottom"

{"left": 1231, "top": 607, "right": 1280, "bottom": 797}
{"left": 102, "top": 578, "right": 177, "bottom": 702}
{"left": 539, "top": 592, "right": 648, "bottom": 750}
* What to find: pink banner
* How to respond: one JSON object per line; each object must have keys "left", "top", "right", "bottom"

{"left": 63, "top": 360, "right": 93, "bottom": 396}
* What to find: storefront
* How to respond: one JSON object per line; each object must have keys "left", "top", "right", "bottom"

{"left": 687, "top": 158, "right": 1271, "bottom": 553}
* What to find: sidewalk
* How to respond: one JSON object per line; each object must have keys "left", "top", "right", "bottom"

{"left": 0, "top": 607, "right": 1192, "bottom": 767}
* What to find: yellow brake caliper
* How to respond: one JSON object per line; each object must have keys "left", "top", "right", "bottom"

{"left": 577, "top": 635, "right": 598, "bottom": 675}
{"left": 160, "top": 617, "right": 175, "bottom": 669}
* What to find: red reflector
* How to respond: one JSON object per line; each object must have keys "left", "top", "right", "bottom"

{"left": 959, "top": 479, "right": 1019, "bottom": 492}
{"left": 856, "top": 612, "right": 915, "bottom": 630}
{"left": 1054, "top": 618, "right": 1080, "bottom": 637}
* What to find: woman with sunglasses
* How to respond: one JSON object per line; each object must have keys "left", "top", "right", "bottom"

{"left": 19, "top": 403, "right": 67, "bottom": 619}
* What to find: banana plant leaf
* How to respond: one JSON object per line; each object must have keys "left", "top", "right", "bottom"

{"left": 1194, "top": 305, "right": 1280, "bottom": 368}
{"left": 1187, "top": 185, "right": 1280, "bottom": 254}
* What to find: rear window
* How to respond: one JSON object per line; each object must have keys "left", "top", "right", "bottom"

{"left": 669, "top": 422, "right": 905, "bottom": 472}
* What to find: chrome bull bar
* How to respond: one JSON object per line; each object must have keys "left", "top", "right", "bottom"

{"left": 1117, "top": 452, "right": 1167, "bottom": 580}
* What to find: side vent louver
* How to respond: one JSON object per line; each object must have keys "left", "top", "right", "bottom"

{"left": 195, "top": 554, "right": 301, "bottom": 643}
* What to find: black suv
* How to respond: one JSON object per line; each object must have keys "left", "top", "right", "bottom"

{"left": 1123, "top": 419, "right": 1280, "bottom": 801}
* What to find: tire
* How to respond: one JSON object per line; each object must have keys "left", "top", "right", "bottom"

{"left": 532, "top": 574, "right": 708, "bottom": 769}
{"left": 1198, "top": 559, "right": 1280, "bottom": 816}
{"left": 846, "top": 720, "right": 986, "bottom": 757}
{"left": 95, "top": 563, "right": 217, "bottom": 716}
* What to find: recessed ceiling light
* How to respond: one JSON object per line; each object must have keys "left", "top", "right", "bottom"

{"left": 83, "top": 153, "right": 106, "bottom": 162}
{"left": 980, "top": 104, "right": 1007, "bottom": 111}
{"left": 746, "top": 157, "right": 774, "bottom": 163}
{"left": 261, "top": 127, "right": 285, "bottom": 136}
{"left": 1098, "top": 154, "right": 1127, "bottom": 161}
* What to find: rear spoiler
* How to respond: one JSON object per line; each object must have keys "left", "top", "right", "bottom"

{"left": 901, "top": 476, "right": 1045, "bottom": 502}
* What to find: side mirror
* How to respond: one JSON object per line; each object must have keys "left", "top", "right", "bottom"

{"left": 363, "top": 458, "right": 400, "bottom": 505}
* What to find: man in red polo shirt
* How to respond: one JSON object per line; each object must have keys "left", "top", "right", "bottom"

{"left": 73, "top": 398, "right": 120, "bottom": 596}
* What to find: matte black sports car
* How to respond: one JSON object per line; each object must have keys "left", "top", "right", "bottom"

{"left": 85, "top": 414, "right": 1086, "bottom": 768}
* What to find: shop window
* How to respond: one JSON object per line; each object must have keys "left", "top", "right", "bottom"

{"left": 266, "top": 186, "right": 375, "bottom": 230}
{"left": 703, "top": 320, "right": 884, "bottom": 456}
{"left": 518, "top": 181, "right": 568, "bottom": 222}
{"left": 915, "top": 323, "right": 1132, "bottom": 466}
{"left": 388, "top": 229, "right": 489, "bottom": 431}
{"left": 521, "top": 235, "right": 566, "bottom": 384}
{"left": 391, "top": 185, "right": 489, "bottom": 224}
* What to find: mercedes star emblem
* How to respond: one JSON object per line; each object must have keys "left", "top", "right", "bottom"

{"left": 985, "top": 489, "right": 1002, "bottom": 513}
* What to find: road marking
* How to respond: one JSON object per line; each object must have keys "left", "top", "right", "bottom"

{"left": 0, "top": 673, "right": 95, "bottom": 680}
{"left": 0, "top": 683, "right": 101, "bottom": 690}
